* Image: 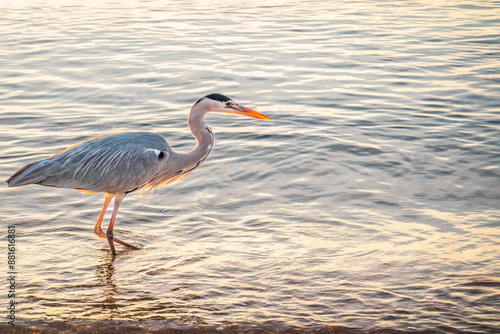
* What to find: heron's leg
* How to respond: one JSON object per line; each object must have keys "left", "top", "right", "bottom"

{"left": 93, "top": 193, "right": 114, "bottom": 238}
{"left": 94, "top": 193, "right": 139, "bottom": 251}
{"left": 105, "top": 193, "right": 140, "bottom": 255}
{"left": 105, "top": 193, "right": 124, "bottom": 256}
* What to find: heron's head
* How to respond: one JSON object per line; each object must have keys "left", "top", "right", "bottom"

{"left": 194, "top": 93, "right": 272, "bottom": 120}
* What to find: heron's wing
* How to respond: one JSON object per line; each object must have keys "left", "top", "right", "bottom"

{"left": 7, "top": 132, "right": 171, "bottom": 193}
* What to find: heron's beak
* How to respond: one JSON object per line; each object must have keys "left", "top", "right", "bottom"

{"left": 236, "top": 106, "right": 272, "bottom": 121}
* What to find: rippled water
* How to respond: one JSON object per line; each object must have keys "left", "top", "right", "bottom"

{"left": 1, "top": 0, "right": 499, "bottom": 333}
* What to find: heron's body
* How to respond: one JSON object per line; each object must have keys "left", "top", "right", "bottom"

{"left": 9, "top": 131, "right": 209, "bottom": 194}
{"left": 6, "top": 93, "right": 271, "bottom": 256}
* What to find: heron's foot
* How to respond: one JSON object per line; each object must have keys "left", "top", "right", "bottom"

{"left": 112, "top": 237, "right": 140, "bottom": 250}
{"left": 96, "top": 227, "right": 139, "bottom": 251}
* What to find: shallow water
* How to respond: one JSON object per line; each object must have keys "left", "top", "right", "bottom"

{"left": 1, "top": 0, "right": 499, "bottom": 333}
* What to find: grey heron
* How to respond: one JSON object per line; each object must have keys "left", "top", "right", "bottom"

{"left": 6, "top": 93, "right": 272, "bottom": 256}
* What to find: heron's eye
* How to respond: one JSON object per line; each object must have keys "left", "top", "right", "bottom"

{"left": 225, "top": 101, "right": 235, "bottom": 108}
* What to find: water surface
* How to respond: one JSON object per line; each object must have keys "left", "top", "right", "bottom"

{"left": 1, "top": 0, "right": 499, "bottom": 333}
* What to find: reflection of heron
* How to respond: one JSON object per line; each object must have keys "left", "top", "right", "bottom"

{"left": 95, "top": 261, "right": 119, "bottom": 312}
{"left": 7, "top": 93, "right": 272, "bottom": 256}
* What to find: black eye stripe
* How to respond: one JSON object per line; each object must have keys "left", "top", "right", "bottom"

{"left": 194, "top": 93, "right": 231, "bottom": 106}
{"left": 207, "top": 93, "right": 231, "bottom": 102}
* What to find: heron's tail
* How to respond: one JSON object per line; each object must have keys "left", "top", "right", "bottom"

{"left": 6, "top": 160, "right": 48, "bottom": 187}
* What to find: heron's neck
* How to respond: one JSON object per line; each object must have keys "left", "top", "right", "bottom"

{"left": 183, "top": 104, "right": 214, "bottom": 165}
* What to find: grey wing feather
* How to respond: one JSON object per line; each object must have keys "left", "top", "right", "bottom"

{"left": 6, "top": 132, "right": 171, "bottom": 193}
